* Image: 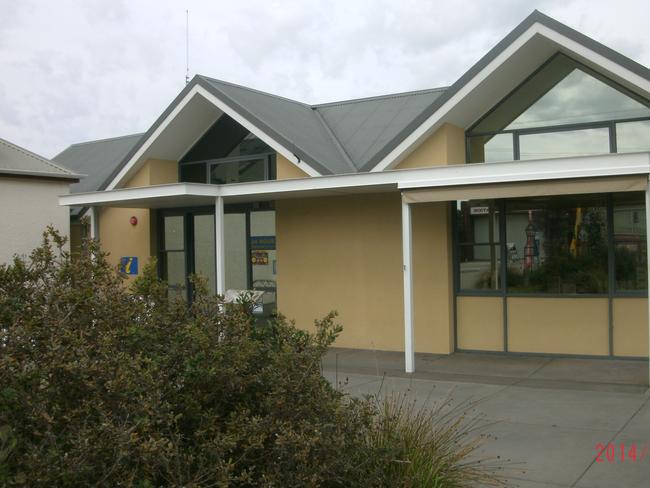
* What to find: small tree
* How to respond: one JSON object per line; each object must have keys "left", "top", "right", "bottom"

{"left": 0, "top": 228, "right": 507, "bottom": 487}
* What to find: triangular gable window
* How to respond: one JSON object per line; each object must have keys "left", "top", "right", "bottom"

{"left": 467, "top": 54, "right": 650, "bottom": 162}
{"left": 179, "top": 114, "right": 275, "bottom": 183}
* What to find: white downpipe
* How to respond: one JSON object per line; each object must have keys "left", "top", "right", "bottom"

{"left": 215, "top": 196, "right": 225, "bottom": 295}
{"left": 402, "top": 198, "right": 415, "bottom": 373}
{"left": 646, "top": 180, "right": 650, "bottom": 386}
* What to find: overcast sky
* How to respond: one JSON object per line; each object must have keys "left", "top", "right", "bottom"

{"left": 0, "top": 0, "right": 648, "bottom": 158}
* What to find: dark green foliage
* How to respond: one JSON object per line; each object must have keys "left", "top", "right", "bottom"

{"left": 0, "top": 228, "right": 505, "bottom": 487}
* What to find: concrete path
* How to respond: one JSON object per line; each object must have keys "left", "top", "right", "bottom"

{"left": 322, "top": 349, "right": 650, "bottom": 487}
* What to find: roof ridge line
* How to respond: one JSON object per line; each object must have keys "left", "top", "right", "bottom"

{"left": 198, "top": 75, "right": 312, "bottom": 107}
{"left": 68, "top": 132, "right": 144, "bottom": 147}
{"left": 0, "top": 137, "right": 76, "bottom": 175}
{"left": 311, "top": 108, "right": 357, "bottom": 172}
{"left": 312, "top": 86, "right": 449, "bottom": 108}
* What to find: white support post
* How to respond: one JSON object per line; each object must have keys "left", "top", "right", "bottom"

{"left": 89, "top": 207, "right": 99, "bottom": 240}
{"left": 645, "top": 180, "right": 650, "bottom": 385}
{"left": 402, "top": 198, "right": 415, "bottom": 373}
{"left": 215, "top": 196, "right": 225, "bottom": 295}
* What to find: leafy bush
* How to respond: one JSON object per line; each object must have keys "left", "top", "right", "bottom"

{"left": 0, "top": 228, "right": 506, "bottom": 487}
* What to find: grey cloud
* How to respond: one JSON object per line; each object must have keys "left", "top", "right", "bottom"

{"left": 0, "top": 0, "right": 648, "bottom": 158}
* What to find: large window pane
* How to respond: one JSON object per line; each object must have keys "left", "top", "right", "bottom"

{"left": 519, "top": 127, "right": 610, "bottom": 160}
{"left": 614, "top": 192, "right": 647, "bottom": 291}
{"left": 193, "top": 214, "right": 215, "bottom": 294}
{"left": 472, "top": 54, "right": 650, "bottom": 134}
{"left": 180, "top": 162, "right": 206, "bottom": 183}
{"left": 457, "top": 201, "right": 501, "bottom": 291}
{"left": 505, "top": 195, "right": 608, "bottom": 293}
{"left": 616, "top": 120, "right": 650, "bottom": 154}
{"left": 164, "top": 215, "right": 184, "bottom": 250}
{"left": 210, "top": 159, "right": 266, "bottom": 184}
{"left": 164, "top": 251, "right": 186, "bottom": 298}
{"left": 459, "top": 244, "right": 501, "bottom": 290}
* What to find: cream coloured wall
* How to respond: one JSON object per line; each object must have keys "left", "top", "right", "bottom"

{"left": 456, "top": 296, "right": 504, "bottom": 351}
{"left": 276, "top": 193, "right": 453, "bottom": 354}
{"left": 395, "top": 123, "right": 465, "bottom": 169}
{"left": 508, "top": 297, "right": 610, "bottom": 355}
{"left": 276, "top": 154, "right": 311, "bottom": 179}
{"left": 0, "top": 177, "right": 71, "bottom": 264}
{"left": 613, "top": 298, "right": 649, "bottom": 357}
{"left": 98, "top": 159, "right": 178, "bottom": 279}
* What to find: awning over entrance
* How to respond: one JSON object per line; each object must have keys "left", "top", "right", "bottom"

{"left": 402, "top": 174, "right": 649, "bottom": 203}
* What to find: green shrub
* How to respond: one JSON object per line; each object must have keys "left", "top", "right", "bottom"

{"left": 0, "top": 228, "right": 506, "bottom": 487}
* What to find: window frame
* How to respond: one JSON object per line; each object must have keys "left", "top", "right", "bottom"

{"left": 453, "top": 193, "right": 648, "bottom": 299}
{"left": 178, "top": 152, "right": 276, "bottom": 184}
{"left": 466, "top": 53, "right": 650, "bottom": 163}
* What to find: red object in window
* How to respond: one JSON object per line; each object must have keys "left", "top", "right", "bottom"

{"left": 130, "top": 216, "right": 138, "bottom": 226}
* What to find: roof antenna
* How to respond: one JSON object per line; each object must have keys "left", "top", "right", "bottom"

{"left": 185, "top": 9, "right": 190, "bottom": 84}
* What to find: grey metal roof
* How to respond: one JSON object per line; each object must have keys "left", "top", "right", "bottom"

{"left": 0, "top": 137, "right": 80, "bottom": 180}
{"left": 54, "top": 10, "right": 650, "bottom": 192}
{"left": 53, "top": 133, "right": 144, "bottom": 215}
{"left": 314, "top": 88, "right": 446, "bottom": 170}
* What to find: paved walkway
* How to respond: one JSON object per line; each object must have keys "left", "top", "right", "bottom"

{"left": 322, "top": 349, "right": 650, "bottom": 488}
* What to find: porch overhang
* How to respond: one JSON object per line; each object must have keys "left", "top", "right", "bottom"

{"left": 59, "top": 151, "right": 650, "bottom": 209}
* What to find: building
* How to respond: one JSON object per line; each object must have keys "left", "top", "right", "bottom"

{"left": 56, "top": 11, "right": 650, "bottom": 375}
{"left": 0, "top": 137, "right": 80, "bottom": 264}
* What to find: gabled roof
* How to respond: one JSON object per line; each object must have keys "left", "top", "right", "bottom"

{"left": 53, "top": 133, "right": 143, "bottom": 215}
{"left": 55, "top": 9, "right": 650, "bottom": 191}
{"left": 0, "top": 137, "right": 80, "bottom": 181}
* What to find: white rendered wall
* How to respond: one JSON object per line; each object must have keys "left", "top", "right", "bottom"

{"left": 0, "top": 177, "right": 70, "bottom": 264}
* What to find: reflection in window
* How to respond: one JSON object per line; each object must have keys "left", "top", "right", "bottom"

{"left": 457, "top": 201, "right": 501, "bottom": 290}
{"left": 614, "top": 193, "right": 647, "bottom": 291}
{"left": 505, "top": 195, "right": 608, "bottom": 294}
{"left": 518, "top": 128, "right": 610, "bottom": 160}
{"left": 467, "top": 53, "right": 650, "bottom": 163}
{"left": 210, "top": 158, "right": 267, "bottom": 184}
{"left": 616, "top": 120, "right": 650, "bottom": 154}
{"left": 468, "top": 133, "right": 513, "bottom": 163}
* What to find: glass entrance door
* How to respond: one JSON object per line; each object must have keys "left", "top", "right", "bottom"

{"left": 159, "top": 206, "right": 276, "bottom": 315}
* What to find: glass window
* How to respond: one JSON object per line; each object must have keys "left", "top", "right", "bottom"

{"left": 614, "top": 193, "right": 647, "bottom": 291}
{"left": 616, "top": 120, "right": 650, "bottom": 154}
{"left": 519, "top": 127, "right": 610, "bottom": 160}
{"left": 468, "top": 133, "right": 514, "bottom": 163}
{"left": 228, "top": 133, "right": 271, "bottom": 157}
{"left": 193, "top": 214, "right": 216, "bottom": 294}
{"left": 161, "top": 215, "right": 186, "bottom": 299}
{"left": 457, "top": 201, "right": 501, "bottom": 290}
{"left": 179, "top": 162, "right": 206, "bottom": 183}
{"left": 210, "top": 158, "right": 267, "bottom": 184}
{"left": 467, "top": 53, "right": 650, "bottom": 163}
{"left": 505, "top": 195, "right": 608, "bottom": 294}
{"left": 472, "top": 54, "right": 650, "bottom": 134}
{"left": 250, "top": 210, "right": 277, "bottom": 316}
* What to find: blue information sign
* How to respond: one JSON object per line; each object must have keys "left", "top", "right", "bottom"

{"left": 119, "top": 256, "right": 138, "bottom": 275}
{"left": 250, "top": 236, "right": 276, "bottom": 250}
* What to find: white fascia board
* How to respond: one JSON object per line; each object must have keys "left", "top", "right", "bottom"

{"left": 62, "top": 152, "right": 650, "bottom": 208}
{"left": 60, "top": 183, "right": 219, "bottom": 207}
{"left": 106, "top": 86, "right": 321, "bottom": 191}
{"left": 398, "top": 152, "right": 650, "bottom": 190}
{"left": 371, "top": 22, "right": 650, "bottom": 173}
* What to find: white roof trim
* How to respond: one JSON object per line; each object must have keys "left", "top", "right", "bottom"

{"left": 62, "top": 152, "right": 650, "bottom": 207}
{"left": 105, "top": 85, "right": 320, "bottom": 191}
{"left": 370, "top": 22, "right": 650, "bottom": 173}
